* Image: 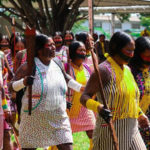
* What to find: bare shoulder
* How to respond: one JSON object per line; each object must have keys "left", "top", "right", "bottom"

{"left": 99, "top": 61, "right": 112, "bottom": 84}
{"left": 13, "top": 62, "right": 28, "bottom": 81}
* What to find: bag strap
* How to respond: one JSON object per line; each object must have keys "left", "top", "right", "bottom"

{"left": 53, "top": 57, "right": 70, "bottom": 82}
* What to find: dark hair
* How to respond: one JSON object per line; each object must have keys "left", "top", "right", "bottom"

{"left": 109, "top": 31, "right": 132, "bottom": 56}
{"left": 64, "top": 30, "right": 74, "bottom": 40}
{"left": 10, "top": 33, "right": 25, "bottom": 57}
{"left": 129, "top": 36, "right": 150, "bottom": 69}
{"left": 93, "top": 33, "right": 98, "bottom": 42}
{"left": 69, "top": 41, "right": 84, "bottom": 61}
{"left": 0, "top": 35, "right": 10, "bottom": 49}
{"left": 35, "top": 34, "right": 49, "bottom": 56}
{"left": 76, "top": 32, "right": 88, "bottom": 45}
{"left": 53, "top": 31, "right": 63, "bottom": 39}
{"left": 99, "top": 34, "right": 105, "bottom": 38}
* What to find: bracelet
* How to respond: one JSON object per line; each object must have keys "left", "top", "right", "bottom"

{"left": 12, "top": 78, "right": 25, "bottom": 92}
{"left": 68, "top": 79, "right": 82, "bottom": 92}
{"left": 86, "top": 99, "right": 100, "bottom": 113}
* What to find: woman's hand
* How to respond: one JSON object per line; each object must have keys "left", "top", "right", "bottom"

{"left": 23, "top": 76, "right": 35, "bottom": 86}
{"left": 4, "top": 111, "right": 12, "bottom": 123}
{"left": 138, "top": 114, "right": 149, "bottom": 128}
{"left": 80, "top": 85, "right": 85, "bottom": 92}
{"left": 98, "top": 105, "right": 112, "bottom": 124}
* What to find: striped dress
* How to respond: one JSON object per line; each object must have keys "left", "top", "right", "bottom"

{"left": 19, "top": 57, "right": 73, "bottom": 148}
{"left": 92, "top": 60, "right": 146, "bottom": 150}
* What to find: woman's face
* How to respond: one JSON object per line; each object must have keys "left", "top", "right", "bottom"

{"left": 42, "top": 37, "right": 56, "bottom": 60}
{"left": 75, "top": 44, "right": 86, "bottom": 63}
{"left": 86, "top": 34, "right": 94, "bottom": 52}
{"left": 53, "top": 35, "right": 63, "bottom": 47}
{"left": 64, "top": 34, "right": 73, "bottom": 46}
{"left": 120, "top": 39, "right": 135, "bottom": 64}
{"left": 140, "top": 49, "right": 150, "bottom": 68}
{"left": 15, "top": 41, "right": 25, "bottom": 53}
{"left": 0, "top": 38, "right": 9, "bottom": 51}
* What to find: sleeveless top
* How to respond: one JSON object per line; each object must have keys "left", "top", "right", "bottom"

{"left": 21, "top": 57, "right": 67, "bottom": 113}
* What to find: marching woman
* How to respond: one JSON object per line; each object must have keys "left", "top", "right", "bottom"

{"left": 65, "top": 41, "right": 96, "bottom": 150}
{"left": 80, "top": 31, "right": 149, "bottom": 150}
{"left": 64, "top": 31, "right": 74, "bottom": 47}
{"left": 76, "top": 32, "right": 95, "bottom": 72}
{"left": 9, "top": 34, "right": 86, "bottom": 150}
{"left": 129, "top": 36, "right": 150, "bottom": 149}
{"left": 53, "top": 32, "right": 68, "bottom": 64}
{"left": 0, "top": 51, "right": 10, "bottom": 150}
{"left": 7, "top": 34, "right": 25, "bottom": 73}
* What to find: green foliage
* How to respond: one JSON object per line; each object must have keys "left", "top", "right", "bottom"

{"left": 72, "top": 19, "right": 88, "bottom": 33}
{"left": 140, "top": 13, "right": 150, "bottom": 30}
{"left": 116, "top": 13, "right": 131, "bottom": 23}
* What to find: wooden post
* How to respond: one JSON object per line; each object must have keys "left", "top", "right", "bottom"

{"left": 88, "top": 0, "right": 94, "bottom": 35}
{"left": 25, "top": 26, "right": 36, "bottom": 115}
{"left": 111, "top": 13, "right": 115, "bottom": 36}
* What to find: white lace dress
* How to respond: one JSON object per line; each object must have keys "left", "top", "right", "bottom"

{"left": 19, "top": 57, "right": 73, "bottom": 148}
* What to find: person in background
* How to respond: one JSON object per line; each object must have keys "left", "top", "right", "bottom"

{"left": 53, "top": 31, "right": 68, "bottom": 64}
{"left": 7, "top": 34, "right": 25, "bottom": 73}
{"left": 94, "top": 34, "right": 109, "bottom": 63}
{"left": 81, "top": 31, "right": 149, "bottom": 150}
{"left": 92, "top": 33, "right": 98, "bottom": 43}
{"left": 0, "top": 51, "right": 11, "bottom": 150}
{"left": 129, "top": 36, "right": 150, "bottom": 149}
{"left": 64, "top": 31, "right": 74, "bottom": 47}
{"left": 0, "top": 35, "right": 10, "bottom": 54}
{"left": 76, "top": 32, "right": 96, "bottom": 72}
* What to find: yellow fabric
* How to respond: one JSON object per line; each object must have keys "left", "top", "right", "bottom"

{"left": 140, "top": 29, "right": 150, "bottom": 36}
{"left": 138, "top": 107, "right": 144, "bottom": 117}
{"left": 88, "top": 138, "right": 93, "bottom": 150}
{"left": 100, "top": 42, "right": 105, "bottom": 55}
{"left": 107, "top": 56, "right": 141, "bottom": 120}
{"left": 48, "top": 146, "right": 58, "bottom": 150}
{"left": 68, "top": 64, "right": 87, "bottom": 118}
{"left": 139, "top": 69, "right": 150, "bottom": 113}
{"left": 86, "top": 99, "right": 100, "bottom": 113}
{"left": 140, "top": 95, "right": 150, "bottom": 114}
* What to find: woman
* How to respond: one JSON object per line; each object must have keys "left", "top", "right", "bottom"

{"left": 0, "top": 52, "right": 10, "bottom": 150}
{"left": 9, "top": 34, "right": 78, "bottom": 150}
{"left": 65, "top": 41, "right": 96, "bottom": 150}
{"left": 64, "top": 31, "right": 74, "bottom": 47}
{"left": 76, "top": 32, "right": 95, "bottom": 72}
{"left": 129, "top": 36, "right": 150, "bottom": 149}
{"left": 7, "top": 34, "right": 25, "bottom": 73}
{"left": 80, "top": 32, "right": 149, "bottom": 150}
{"left": 53, "top": 32, "right": 68, "bottom": 64}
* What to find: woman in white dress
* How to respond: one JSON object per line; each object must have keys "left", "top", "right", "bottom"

{"left": 9, "top": 34, "right": 74, "bottom": 150}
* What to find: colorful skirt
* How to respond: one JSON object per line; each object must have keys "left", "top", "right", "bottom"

{"left": 0, "top": 114, "right": 4, "bottom": 149}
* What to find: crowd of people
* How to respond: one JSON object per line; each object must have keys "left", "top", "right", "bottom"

{"left": 0, "top": 30, "right": 150, "bottom": 150}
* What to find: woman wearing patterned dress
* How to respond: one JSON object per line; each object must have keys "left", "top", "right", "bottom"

{"left": 81, "top": 32, "right": 149, "bottom": 150}
{"left": 129, "top": 36, "right": 150, "bottom": 149}
{"left": 8, "top": 34, "right": 82, "bottom": 150}
{"left": 0, "top": 51, "right": 10, "bottom": 150}
{"left": 65, "top": 41, "right": 96, "bottom": 150}
{"left": 53, "top": 32, "right": 68, "bottom": 64}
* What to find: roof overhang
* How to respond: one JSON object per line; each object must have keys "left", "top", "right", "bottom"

{"left": 81, "top": 0, "right": 150, "bottom": 7}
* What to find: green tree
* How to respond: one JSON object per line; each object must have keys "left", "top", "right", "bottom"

{"left": 0, "top": 0, "right": 86, "bottom": 35}
{"left": 140, "top": 13, "right": 150, "bottom": 30}
{"left": 116, "top": 13, "right": 131, "bottom": 23}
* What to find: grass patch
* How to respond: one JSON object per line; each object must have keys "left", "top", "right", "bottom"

{"left": 73, "top": 132, "right": 89, "bottom": 150}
